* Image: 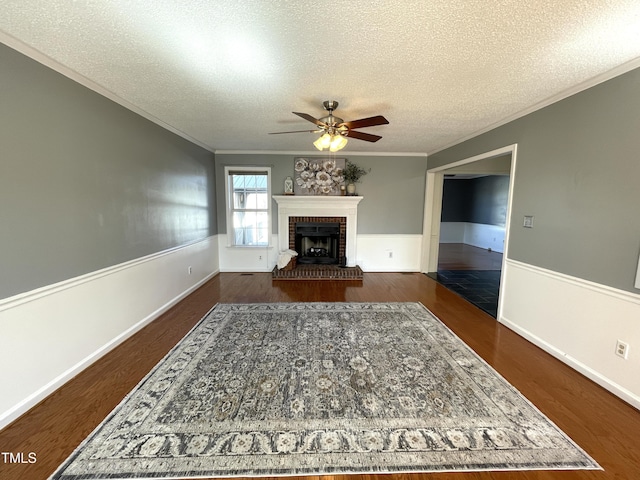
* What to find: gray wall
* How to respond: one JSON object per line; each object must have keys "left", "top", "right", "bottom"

{"left": 0, "top": 43, "right": 216, "bottom": 299}
{"left": 215, "top": 154, "right": 427, "bottom": 235}
{"left": 442, "top": 176, "right": 510, "bottom": 226}
{"left": 429, "top": 67, "right": 640, "bottom": 293}
{"left": 441, "top": 180, "right": 471, "bottom": 222}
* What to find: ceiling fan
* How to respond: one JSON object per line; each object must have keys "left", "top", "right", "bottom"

{"left": 269, "top": 100, "right": 389, "bottom": 152}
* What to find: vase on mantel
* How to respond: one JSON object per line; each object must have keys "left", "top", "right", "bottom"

{"left": 343, "top": 160, "right": 369, "bottom": 196}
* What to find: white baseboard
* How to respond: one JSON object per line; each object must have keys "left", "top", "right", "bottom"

{"left": 0, "top": 236, "right": 220, "bottom": 430}
{"left": 500, "top": 316, "right": 640, "bottom": 410}
{"left": 500, "top": 259, "right": 640, "bottom": 410}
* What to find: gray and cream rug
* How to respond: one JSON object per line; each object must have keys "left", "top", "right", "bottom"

{"left": 50, "top": 303, "right": 600, "bottom": 479}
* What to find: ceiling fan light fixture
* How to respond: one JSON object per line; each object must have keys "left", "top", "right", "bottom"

{"left": 272, "top": 100, "right": 388, "bottom": 150}
{"left": 313, "top": 132, "right": 348, "bottom": 152}
{"left": 313, "top": 133, "right": 332, "bottom": 150}
{"left": 329, "top": 134, "right": 348, "bottom": 152}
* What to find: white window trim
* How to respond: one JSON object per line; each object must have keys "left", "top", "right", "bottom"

{"left": 224, "top": 165, "right": 272, "bottom": 248}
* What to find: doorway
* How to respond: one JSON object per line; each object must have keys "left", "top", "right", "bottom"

{"left": 421, "top": 145, "right": 517, "bottom": 320}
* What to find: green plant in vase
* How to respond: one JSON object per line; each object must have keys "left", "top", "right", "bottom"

{"left": 343, "top": 160, "right": 370, "bottom": 195}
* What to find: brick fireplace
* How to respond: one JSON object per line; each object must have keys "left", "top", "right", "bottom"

{"left": 272, "top": 195, "right": 363, "bottom": 267}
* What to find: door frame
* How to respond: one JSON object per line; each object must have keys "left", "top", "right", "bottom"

{"left": 420, "top": 144, "right": 518, "bottom": 320}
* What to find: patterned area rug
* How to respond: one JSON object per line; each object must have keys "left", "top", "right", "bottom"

{"left": 50, "top": 303, "right": 599, "bottom": 479}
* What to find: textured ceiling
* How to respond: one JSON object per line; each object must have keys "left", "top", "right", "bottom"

{"left": 2, "top": 1, "right": 640, "bottom": 154}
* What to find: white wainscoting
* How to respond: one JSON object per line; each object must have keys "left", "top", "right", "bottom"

{"left": 217, "top": 234, "right": 278, "bottom": 272}
{"left": 356, "top": 234, "right": 423, "bottom": 272}
{"left": 0, "top": 236, "right": 220, "bottom": 430}
{"left": 218, "top": 234, "right": 423, "bottom": 273}
{"left": 439, "top": 222, "right": 467, "bottom": 243}
{"left": 440, "top": 222, "right": 505, "bottom": 253}
{"left": 500, "top": 259, "right": 640, "bottom": 410}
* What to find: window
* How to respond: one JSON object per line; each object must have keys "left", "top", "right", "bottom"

{"left": 225, "top": 166, "right": 271, "bottom": 246}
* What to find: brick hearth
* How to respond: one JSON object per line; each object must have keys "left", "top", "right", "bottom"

{"left": 272, "top": 264, "right": 363, "bottom": 281}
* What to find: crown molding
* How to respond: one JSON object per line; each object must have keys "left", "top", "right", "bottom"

{"left": 428, "top": 56, "right": 640, "bottom": 156}
{"left": 5, "top": 27, "right": 638, "bottom": 160}
{"left": 214, "top": 150, "right": 427, "bottom": 157}
{"left": 0, "top": 33, "right": 215, "bottom": 154}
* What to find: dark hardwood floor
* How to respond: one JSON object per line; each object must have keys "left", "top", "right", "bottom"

{"left": 438, "top": 243, "right": 503, "bottom": 270}
{"left": 1, "top": 272, "right": 639, "bottom": 480}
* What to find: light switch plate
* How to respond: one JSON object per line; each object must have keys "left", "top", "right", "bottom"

{"left": 523, "top": 215, "right": 534, "bottom": 228}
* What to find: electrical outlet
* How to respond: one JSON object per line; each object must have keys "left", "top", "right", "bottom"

{"left": 259, "top": 255, "right": 263, "bottom": 260}
{"left": 615, "top": 340, "right": 629, "bottom": 359}
{"left": 388, "top": 251, "right": 393, "bottom": 258}
{"left": 188, "top": 266, "right": 192, "bottom": 275}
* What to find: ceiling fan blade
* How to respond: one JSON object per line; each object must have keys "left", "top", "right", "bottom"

{"left": 269, "top": 129, "right": 321, "bottom": 135}
{"left": 339, "top": 115, "right": 389, "bottom": 130}
{"left": 346, "top": 130, "right": 382, "bottom": 142}
{"left": 292, "top": 111, "right": 327, "bottom": 127}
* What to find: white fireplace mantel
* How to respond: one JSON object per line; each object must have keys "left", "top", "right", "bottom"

{"left": 273, "top": 195, "right": 363, "bottom": 266}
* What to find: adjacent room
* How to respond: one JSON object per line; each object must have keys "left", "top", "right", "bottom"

{"left": 1, "top": 2, "right": 640, "bottom": 479}
{"left": 429, "top": 154, "right": 512, "bottom": 317}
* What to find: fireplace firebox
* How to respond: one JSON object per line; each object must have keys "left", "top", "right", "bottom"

{"left": 289, "top": 216, "right": 347, "bottom": 265}
{"left": 295, "top": 222, "right": 340, "bottom": 264}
